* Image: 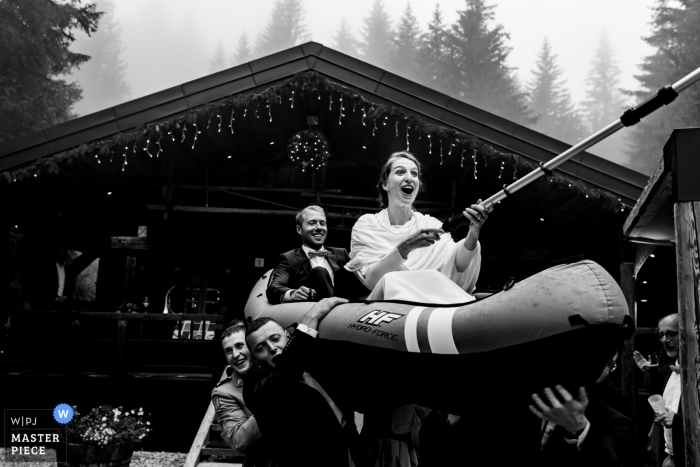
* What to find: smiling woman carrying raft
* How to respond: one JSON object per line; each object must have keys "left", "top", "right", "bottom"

{"left": 345, "top": 151, "right": 492, "bottom": 303}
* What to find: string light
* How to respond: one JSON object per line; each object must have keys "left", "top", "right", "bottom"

{"left": 95, "top": 154, "right": 101, "bottom": 164}
{"left": 383, "top": 116, "right": 387, "bottom": 125}
{"left": 218, "top": 114, "right": 222, "bottom": 132}
{"left": 244, "top": 106, "right": 248, "bottom": 117}
{"left": 229, "top": 108, "right": 235, "bottom": 134}
{"left": 353, "top": 100, "right": 357, "bottom": 113}
{"left": 373, "top": 119, "right": 377, "bottom": 136}
{"left": 268, "top": 101, "right": 272, "bottom": 123}
{"left": 255, "top": 102, "right": 259, "bottom": 118}
{"left": 395, "top": 118, "right": 399, "bottom": 137}
{"left": 169, "top": 131, "right": 174, "bottom": 142}
{"left": 122, "top": 146, "right": 128, "bottom": 172}
{"left": 290, "top": 91, "right": 294, "bottom": 109}
{"left": 472, "top": 148, "right": 477, "bottom": 179}
{"left": 207, "top": 116, "right": 211, "bottom": 129}
{"left": 339, "top": 95, "right": 345, "bottom": 125}
{"left": 499, "top": 161, "right": 504, "bottom": 178}
{"left": 449, "top": 142, "right": 454, "bottom": 156}
{"left": 156, "top": 135, "right": 162, "bottom": 158}
{"left": 406, "top": 125, "right": 410, "bottom": 151}
{"left": 461, "top": 149, "right": 465, "bottom": 167}
{"left": 439, "top": 139, "right": 443, "bottom": 165}
{"left": 361, "top": 107, "right": 366, "bottom": 125}
{"left": 329, "top": 94, "right": 333, "bottom": 111}
{"left": 181, "top": 123, "right": 187, "bottom": 143}
{"left": 428, "top": 134, "right": 432, "bottom": 154}
{"left": 144, "top": 137, "right": 153, "bottom": 157}
{"left": 192, "top": 123, "right": 201, "bottom": 149}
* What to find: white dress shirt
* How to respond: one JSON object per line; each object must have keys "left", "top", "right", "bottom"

{"left": 282, "top": 246, "right": 334, "bottom": 302}
{"left": 663, "top": 360, "right": 681, "bottom": 454}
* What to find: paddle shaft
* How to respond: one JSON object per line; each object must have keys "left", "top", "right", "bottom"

{"left": 443, "top": 65, "right": 700, "bottom": 233}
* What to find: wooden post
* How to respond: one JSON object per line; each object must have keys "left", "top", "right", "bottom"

{"left": 673, "top": 201, "right": 700, "bottom": 467}
{"left": 619, "top": 259, "right": 637, "bottom": 415}
{"left": 115, "top": 318, "right": 127, "bottom": 375}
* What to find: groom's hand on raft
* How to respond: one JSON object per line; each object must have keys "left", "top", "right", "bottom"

{"left": 529, "top": 385, "right": 589, "bottom": 437}
{"left": 397, "top": 228, "right": 444, "bottom": 259}
{"left": 291, "top": 286, "right": 315, "bottom": 301}
{"left": 463, "top": 199, "right": 493, "bottom": 232}
{"left": 300, "top": 297, "right": 349, "bottom": 330}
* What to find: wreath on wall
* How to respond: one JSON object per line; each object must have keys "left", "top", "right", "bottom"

{"left": 287, "top": 129, "right": 330, "bottom": 172}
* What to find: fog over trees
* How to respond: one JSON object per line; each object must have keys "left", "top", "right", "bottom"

{"left": 6, "top": 0, "right": 695, "bottom": 176}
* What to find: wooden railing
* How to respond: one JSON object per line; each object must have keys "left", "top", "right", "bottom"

{"left": 0, "top": 309, "right": 225, "bottom": 380}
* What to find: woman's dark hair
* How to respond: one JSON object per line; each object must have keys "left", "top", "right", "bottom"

{"left": 376, "top": 151, "right": 424, "bottom": 208}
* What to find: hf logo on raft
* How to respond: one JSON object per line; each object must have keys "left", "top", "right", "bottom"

{"left": 358, "top": 310, "right": 404, "bottom": 327}
{"left": 347, "top": 310, "right": 404, "bottom": 342}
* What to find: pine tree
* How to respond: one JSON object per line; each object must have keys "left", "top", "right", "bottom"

{"left": 415, "top": 3, "right": 449, "bottom": 90}
{"left": 209, "top": 42, "right": 228, "bottom": 73}
{"left": 0, "top": 0, "right": 100, "bottom": 142}
{"left": 361, "top": 0, "right": 393, "bottom": 68}
{"left": 528, "top": 38, "right": 587, "bottom": 143}
{"left": 583, "top": 31, "right": 627, "bottom": 131}
{"left": 232, "top": 32, "right": 253, "bottom": 65}
{"left": 444, "top": 0, "right": 532, "bottom": 124}
{"left": 388, "top": 3, "right": 421, "bottom": 81}
{"left": 627, "top": 0, "right": 700, "bottom": 174}
{"left": 255, "top": 0, "right": 308, "bottom": 57}
{"left": 68, "top": 0, "right": 130, "bottom": 116}
{"left": 333, "top": 18, "right": 360, "bottom": 57}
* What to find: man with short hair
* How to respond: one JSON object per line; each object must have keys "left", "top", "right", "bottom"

{"left": 634, "top": 313, "right": 685, "bottom": 467}
{"left": 266, "top": 205, "right": 361, "bottom": 304}
{"left": 211, "top": 322, "right": 270, "bottom": 466}
{"left": 243, "top": 297, "right": 365, "bottom": 467}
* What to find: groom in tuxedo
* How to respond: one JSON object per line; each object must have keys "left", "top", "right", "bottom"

{"left": 266, "top": 205, "right": 359, "bottom": 303}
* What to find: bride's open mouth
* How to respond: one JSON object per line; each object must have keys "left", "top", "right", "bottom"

{"left": 400, "top": 185, "right": 414, "bottom": 195}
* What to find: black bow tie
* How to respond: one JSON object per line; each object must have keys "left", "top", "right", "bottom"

{"left": 307, "top": 250, "right": 328, "bottom": 258}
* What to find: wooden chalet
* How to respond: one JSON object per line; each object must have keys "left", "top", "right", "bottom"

{"left": 0, "top": 42, "right": 656, "bottom": 455}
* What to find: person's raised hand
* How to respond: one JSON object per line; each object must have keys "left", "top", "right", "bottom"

{"left": 633, "top": 351, "right": 658, "bottom": 372}
{"left": 654, "top": 408, "right": 676, "bottom": 427}
{"left": 463, "top": 199, "right": 494, "bottom": 232}
{"left": 529, "top": 385, "right": 589, "bottom": 436}
{"left": 291, "top": 286, "right": 314, "bottom": 301}
{"left": 396, "top": 228, "right": 444, "bottom": 259}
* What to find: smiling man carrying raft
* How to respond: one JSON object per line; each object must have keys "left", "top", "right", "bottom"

{"left": 345, "top": 151, "right": 493, "bottom": 303}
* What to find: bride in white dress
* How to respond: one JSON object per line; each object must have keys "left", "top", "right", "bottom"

{"left": 345, "top": 151, "right": 493, "bottom": 303}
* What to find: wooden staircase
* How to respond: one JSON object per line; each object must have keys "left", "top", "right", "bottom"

{"left": 185, "top": 372, "right": 246, "bottom": 467}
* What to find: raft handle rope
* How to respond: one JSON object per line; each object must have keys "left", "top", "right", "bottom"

{"left": 442, "top": 66, "right": 700, "bottom": 233}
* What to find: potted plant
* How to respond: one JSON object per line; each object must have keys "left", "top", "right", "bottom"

{"left": 66, "top": 406, "right": 151, "bottom": 467}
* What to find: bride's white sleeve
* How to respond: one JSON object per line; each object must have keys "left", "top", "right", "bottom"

{"left": 441, "top": 240, "right": 481, "bottom": 294}
{"left": 355, "top": 249, "right": 407, "bottom": 291}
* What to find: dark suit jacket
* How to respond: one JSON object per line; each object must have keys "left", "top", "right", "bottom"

{"left": 243, "top": 329, "right": 364, "bottom": 467}
{"left": 265, "top": 246, "right": 352, "bottom": 304}
{"left": 645, "top": 363, "right": 685, "bottom": 465}
{"left": 540, "top": 400, "right": 635, "bottom": 467}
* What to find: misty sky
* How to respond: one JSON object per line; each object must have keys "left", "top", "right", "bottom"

{"left": 71, "top": 0, "right": 662, "bottom": 172}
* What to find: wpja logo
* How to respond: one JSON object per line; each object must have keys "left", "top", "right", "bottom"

{"left": 357, "top": 310, "right": 403, "bottom": 327}
{"left": 3, "top": 404, "right": 72, "bottom": 464}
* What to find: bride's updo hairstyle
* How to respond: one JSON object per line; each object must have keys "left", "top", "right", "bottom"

{"left": 376, "top": 151, "right": 424, "bottom": 208}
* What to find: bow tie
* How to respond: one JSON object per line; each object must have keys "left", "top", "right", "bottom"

{"left": 307, "top": 250, "right": 328, "bottom": 258}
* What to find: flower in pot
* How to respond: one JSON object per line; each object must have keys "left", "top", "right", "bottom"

{"left": 65, "top": 406, "right": 151, "bottom": 467}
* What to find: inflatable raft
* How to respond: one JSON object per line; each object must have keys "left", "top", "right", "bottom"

{"left": 244, "top": 259, "right": 632, "bottom": 413}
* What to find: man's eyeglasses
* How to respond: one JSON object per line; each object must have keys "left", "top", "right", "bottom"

{"left": 605, "top": 359, "right": 617, "bottom": 372}
{"left": 656, "top": 330, "right": 679, "bottom": 341}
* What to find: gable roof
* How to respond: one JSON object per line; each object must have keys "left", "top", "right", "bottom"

{"left": 0, "top": 41, "right": 646, "bottom": 206}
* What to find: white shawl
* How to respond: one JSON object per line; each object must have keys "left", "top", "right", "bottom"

{"left": 345, "top": 209, "right": 481, "bottom": 293}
